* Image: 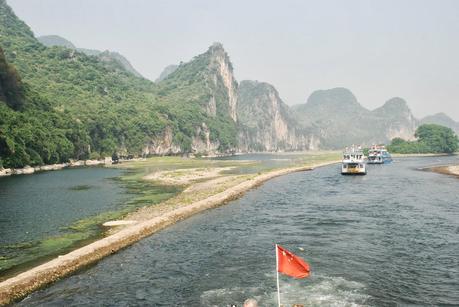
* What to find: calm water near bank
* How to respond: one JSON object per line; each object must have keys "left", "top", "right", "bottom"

{"left": 0, "top": 168, "right": 128, "bottom": 245}
{"left": 0, "top": 167, "right": 136, "bottom": 275}
{"left": 16, "top": 156, "right": 459, "bottom": 306}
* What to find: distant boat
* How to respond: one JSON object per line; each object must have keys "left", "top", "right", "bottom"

{"left": 367, "top": 145, "right": 392, "bottom": 164}
{"left": 341, "top": 145, "right": 367, "bottom": 175}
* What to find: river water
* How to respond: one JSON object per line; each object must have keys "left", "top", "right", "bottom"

{"left": 0, "top": 167, "right": 132, "bottom": 275}
{"left": 16, "top": 156, "right": 459, "bottom": 306}
{"left": 0, "top": 168, "right": 129, "bottom": 246}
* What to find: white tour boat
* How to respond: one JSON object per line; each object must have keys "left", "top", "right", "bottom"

{"left": 341, "top": 145, "right": 367, "bottom": 175}
{"left": 367, "top": 145, "right": 392, "bottom": 164}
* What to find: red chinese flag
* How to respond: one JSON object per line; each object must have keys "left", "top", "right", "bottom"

{"left": 276, "top": 245, "right": 310, "bottom": 278}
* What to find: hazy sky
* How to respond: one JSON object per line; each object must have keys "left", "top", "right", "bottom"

{"left": 7, "top": 0, "right": 459, "bottom": 120}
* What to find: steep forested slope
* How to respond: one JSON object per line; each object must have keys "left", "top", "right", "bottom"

{"left": 0, "top": 45, "right": 89, "bottom": 168}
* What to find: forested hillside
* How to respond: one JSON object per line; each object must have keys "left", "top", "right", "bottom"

{"left": 0, "top": 0, "right": 239, "bottom": 168}
{"left": 0, "top": 45, "right": 87, "bottom": 168}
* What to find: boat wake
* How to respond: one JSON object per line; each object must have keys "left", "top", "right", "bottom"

{"left": 200, "top": 275, "right": 370, "bottom": 306}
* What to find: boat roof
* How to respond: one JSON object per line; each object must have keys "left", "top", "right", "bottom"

{"left": 343, "top": 145, "right": 364, "bottom": 154}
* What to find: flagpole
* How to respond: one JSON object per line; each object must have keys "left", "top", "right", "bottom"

{"left": 275, "top": 244, "right": 281, "bottom": 307}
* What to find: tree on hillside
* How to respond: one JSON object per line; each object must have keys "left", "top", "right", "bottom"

{"left": 415, "top": 124, "right": 458, "bottom": 153}
{"left": 0, "top": 46, "right": 24, "bottom": 110}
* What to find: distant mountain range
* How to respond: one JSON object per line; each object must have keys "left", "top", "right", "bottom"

{"left": 291, "top": 89, "right": 418, "bottom": 149}
{"left": 37, "top": 35, "right": 143, "bottom": 78}
{"left": 0, "top": 0, "right": 457, "bottom": 168}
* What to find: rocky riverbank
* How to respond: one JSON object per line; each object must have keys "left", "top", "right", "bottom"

{"left": 0, "top": 157, "right": 339, "bottom": 305}
{"left": 0, "top": 157, "right": 145, "bottom": 177}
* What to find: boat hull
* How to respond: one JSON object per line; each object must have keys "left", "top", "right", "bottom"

{"left": 341, "top": 171, "right": 367, "bottom": 175}
{"left": 367, "top": 157, "right": 392, "bottom": 164}
{"left": 341, "top": 164, "right": 366, "bottom": 175}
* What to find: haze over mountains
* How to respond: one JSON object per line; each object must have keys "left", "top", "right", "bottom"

{"left": 0, "top": 0, "right": 458, "bottom": 169}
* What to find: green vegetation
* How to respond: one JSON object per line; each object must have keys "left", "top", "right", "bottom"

{"left": 0, "top": 49, "right": 85, "bottom": 167}
{"left": 388, "top": 124, "right": 459, "bottom": 154}
{"left": 0, "top": 1, "right": 237, "bottom": 168}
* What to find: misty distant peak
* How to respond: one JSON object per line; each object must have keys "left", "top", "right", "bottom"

{"left": 382, "top": 97, "right": 408, "bottom": 108}
{"left": 306, "top": 87, "right": 360, "bottom": 109}
{"left": 424, "top": 112, "right": 451, "bottom": 120}
{"left": 374, "top": 97, "right": 411, "bottom": 115}
{"left": 38, "top": 35, "right": 76, "bottom": 49}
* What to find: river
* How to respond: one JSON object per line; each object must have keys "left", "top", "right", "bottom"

{"left": 15, "top": 156, "right": 459, "bottom": 306}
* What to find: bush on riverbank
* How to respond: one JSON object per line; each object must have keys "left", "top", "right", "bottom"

{"left": 388, "top": 124, "right": 458, "bottom": 154}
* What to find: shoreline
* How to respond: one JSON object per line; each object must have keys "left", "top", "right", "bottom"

{"left": 0, "top": 159, "right": 339, "bottom": 305}
{"left": 0, "top": 160, "right": 111, "bottom": 177}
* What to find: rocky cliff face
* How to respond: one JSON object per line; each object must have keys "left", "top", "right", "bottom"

{"left": 143, "top": 127, "right": 181, "bottom": 155}
{"left": 237, "top": 80, "right": 319, "bottom": 151}
{"left": 143, "top": 124, "right": 220, "bottom": 156}
{"left": 191, "top": 122, "right": 220, "bottom": 153}
{"left": 206, "top": 43, "right": 238, "bottom": 121}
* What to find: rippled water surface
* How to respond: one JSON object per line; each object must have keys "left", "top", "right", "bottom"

{"left": 18, "top": 156, "right": 459, "bottom": 306}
